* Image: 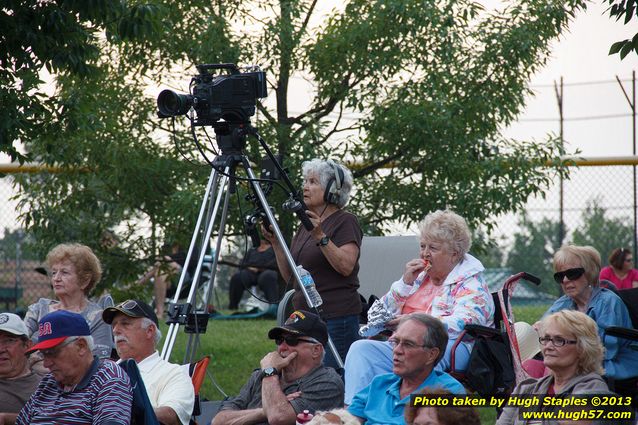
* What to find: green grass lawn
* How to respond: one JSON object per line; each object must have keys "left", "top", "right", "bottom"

{"left": 160, "top": 304, "right": 550, "bottom": 424}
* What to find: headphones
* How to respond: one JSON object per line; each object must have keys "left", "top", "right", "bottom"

{"left": 324, "top": 160, "right": 345, "bottom": 205}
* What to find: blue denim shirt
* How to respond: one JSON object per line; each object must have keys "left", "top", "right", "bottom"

{"left": 545, "top": 287, "right": 638, "bottom": 380}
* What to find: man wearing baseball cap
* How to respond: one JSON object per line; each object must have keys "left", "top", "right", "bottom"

{"left": 213, "top": 310, "right": 343, "bottom": 425}
{"left": 103, "top": 299, "right": 194, "bottom": 425}
{"left": 0, "top": 312, "right": 42, "bottom": 419}
{"left": 15, "top": 310, "right": 133, "bottom": 425}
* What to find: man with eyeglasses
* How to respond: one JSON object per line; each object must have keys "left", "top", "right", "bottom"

{"left": 347, "top": 313, "right": 465, "bottom": 424}
{"left": 0, "top": 313, "right": 43, "bottom": 423}
{"left": 102, "top": 299, "right": 194, "bottom": 425}
{"left": 213, "top": 310, "right": 344, "bottom": 425}
{"left": 15, "top": 310, "right": 132, "bottom": 425}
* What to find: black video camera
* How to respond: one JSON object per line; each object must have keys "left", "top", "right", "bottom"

{"left": 157, "top": 63, "right": 267, "bottom": 125}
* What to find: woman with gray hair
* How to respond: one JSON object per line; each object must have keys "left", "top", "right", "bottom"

{"left": 497, "top": 310, "right": 610, "bottom": 425}
{"left": 344, "top": 210, "right": 494, "bottom": 404}
{"left": 542, "top": 244, "right": 637, "bottom": 380}
{"left": 264, "top": 158, "right": 362, "bottom": 369}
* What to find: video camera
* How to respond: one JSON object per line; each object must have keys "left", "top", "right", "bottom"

{"left": 157, "top": 63, "right": 267, "bottom": 126}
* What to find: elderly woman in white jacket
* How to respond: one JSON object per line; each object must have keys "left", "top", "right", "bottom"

{"left": 343, "top": 210, "right": 494, "bottom": 405}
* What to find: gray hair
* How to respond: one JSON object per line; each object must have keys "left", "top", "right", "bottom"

{"left": 399, "top": 313, "right": 448, "bottom": 363}
{"left": 418, "top": 210, "right": 472, "bottom": 257}
{"left": 141, "top": 317, "right": 162, "bottom": 345}
{"left": 76, "top": 335, "right": 95, "bottom": 352}
{"left": 301, "top": 158, "right": 354, "bottom": 208}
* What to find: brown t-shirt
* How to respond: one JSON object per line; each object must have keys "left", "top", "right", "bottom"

{"left": 290, "top": 209, "right": 363, "bottom": 319}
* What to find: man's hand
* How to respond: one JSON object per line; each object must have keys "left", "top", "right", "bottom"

{"left": 260, "top": 351, "right": 297, "bottom": 371}
{"left": 285, "top": 391, "right": 302, "bottom": 402}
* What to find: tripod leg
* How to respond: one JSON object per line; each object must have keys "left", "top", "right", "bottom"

{"left": 161, "top": 166, "right": 230, "bottom": 359}
{"left": 243, "top": 161, "right": 345, "bottom": 369}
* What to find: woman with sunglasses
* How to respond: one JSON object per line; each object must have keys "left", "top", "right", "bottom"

{"left": 542, "top": 245, "right": 637, "bottom": 380}
{"left": 23, "top": 243, "right": 114, "bottom": 359}
{"left": 599, "top": 247, "right": 638, "bottom": 290}
{"left": 497, "top": 310, "right": 610, "bottom": 425}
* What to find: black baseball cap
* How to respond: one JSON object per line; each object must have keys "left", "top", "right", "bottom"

{"left": 268, "top": 310, "right": 328, "bottom": 346}
{"left": 102, "top": 299, "right": 159, "bottom": 326}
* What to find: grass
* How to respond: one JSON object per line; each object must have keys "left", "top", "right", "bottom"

{"left": 160, "top": 304, "right": 551, "bottom": 424}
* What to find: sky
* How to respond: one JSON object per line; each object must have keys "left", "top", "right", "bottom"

{"left": 2, "top": 1, "right": 638, "bottom": 240}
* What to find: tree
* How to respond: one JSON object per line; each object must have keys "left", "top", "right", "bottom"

{"left": 8, "top": 0, "right": 586, "bottom": 293}
{"left": 506, "top": 215, "right": 563, "bottom": 296}
{"left": 505, "top": 198, "right": 634, "bottom": 295}
{"left": 606, "top": 0, "right": 638, "bottom": 59}
{"left": 0, "top": 1, "right": 161, "bottom": 162}
{"left": 571, "top": 198, "right": 634, "bottom": 264}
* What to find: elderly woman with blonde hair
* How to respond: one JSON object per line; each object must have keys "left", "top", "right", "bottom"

{"left": 24, "top": 243, "right": 113, "bottom": 358}
{"left": 344, "top": 210, "right": 494, "bottom": 404}
{"left": 497, "top": 310, "right": 610, "bottom": 425}
{"left": 543, "top": 244, "right": 637, "bottom": 380}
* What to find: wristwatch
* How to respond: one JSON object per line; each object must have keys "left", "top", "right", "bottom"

{"left": 317, "top": 235, "right": 330, "bottom": 247}
{"left": 262, "top": 367, "right": 279, "bottom": 378}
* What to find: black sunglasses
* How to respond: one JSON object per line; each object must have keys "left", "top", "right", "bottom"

{"left": 553, "top": 267, "right": 585, "bottom": 284}
{"left": 275, "top": 335, "right": 318, "bottom": 346}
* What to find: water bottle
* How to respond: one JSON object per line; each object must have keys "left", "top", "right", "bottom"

{"left": 296, "top": 410, "right": 314, "bottom": 424}
{"left": 296, "top": 265, "right": 323, "bottom": 308}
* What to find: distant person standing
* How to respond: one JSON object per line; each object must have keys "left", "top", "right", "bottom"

{"left": 599, "top": 247, "right": 638, "bottom": 289}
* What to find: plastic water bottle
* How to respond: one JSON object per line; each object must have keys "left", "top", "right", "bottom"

{"left": 296, "top": 410, "right": 314, "bottom": 424}
{"left": 296, "top": 265, "right": 323, "bottom": 308}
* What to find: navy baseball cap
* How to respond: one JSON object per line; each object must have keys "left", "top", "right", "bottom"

{"left": 268, "top": 310, "right": 328, "bottom": 346}
{"left": 27, "top": 310, "right": 90, "bottom": 353}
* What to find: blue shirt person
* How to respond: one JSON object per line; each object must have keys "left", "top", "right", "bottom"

{"left": 348, "top": 313, "right": 465, "bottom": 425}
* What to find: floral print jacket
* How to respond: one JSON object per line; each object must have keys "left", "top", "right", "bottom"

{"left": 379, "top": 253, "right": 494, "bottom": 340}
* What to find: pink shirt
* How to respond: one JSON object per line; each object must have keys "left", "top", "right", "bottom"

{"left": 599, "top": 266, "right": 638, "bottom": 290}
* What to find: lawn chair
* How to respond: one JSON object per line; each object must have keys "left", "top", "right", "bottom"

{"left": 449, "top": 271, "right": 541, "bottom": 398}
{"left": 189, "top": 355, "right": 211, "bottom": 424}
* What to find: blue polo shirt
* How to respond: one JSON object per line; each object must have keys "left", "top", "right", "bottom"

{"left": 348, "top": 370, "right": 465, "bottom": 425}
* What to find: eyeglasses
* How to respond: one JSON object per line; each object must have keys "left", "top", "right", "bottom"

{"left": 0, "top": 336, "right": 21, "bottom": 349}
{"left": 274, "top": 335, "right": 319, "bottom": 346}
{"left": 553, "top": 267, "right": 585, "bottom": 284}
{"left": 538, "top": 336, "right": 577, "bottom": 347}
{"left": 41, "top": 336, "right": 79, "bottom": 358}
{"left": 388, "top": 337, "right": 428, "bottom": 350}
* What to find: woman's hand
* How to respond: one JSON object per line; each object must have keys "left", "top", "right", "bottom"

{"left": 403, "top": 259, "right": 429, "bottom": 285}
{"left": 305, "top": 210, "right": 324, "bottom": 240}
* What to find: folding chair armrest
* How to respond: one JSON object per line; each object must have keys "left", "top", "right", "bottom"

{"left": 605, "top": 326, "right": 638, "bottom": 342}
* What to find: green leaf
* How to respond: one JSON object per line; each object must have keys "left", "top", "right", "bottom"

{"left": 609, "top": 40, "right": 627, "bottom": 54}
{"left": 620, "top": 40, "right": 634, "bottom": 58}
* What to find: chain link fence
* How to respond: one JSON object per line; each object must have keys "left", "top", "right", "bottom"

{"left": 1, "top": 161, "right": 637, "bottom": 314}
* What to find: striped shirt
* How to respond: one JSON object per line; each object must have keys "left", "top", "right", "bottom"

{"left": 16, "top": 357, "right": 132, "bottom": 425}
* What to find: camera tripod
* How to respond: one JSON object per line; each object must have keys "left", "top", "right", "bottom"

{"left": 159, "top": 124, "right": 344, "bottom": 370}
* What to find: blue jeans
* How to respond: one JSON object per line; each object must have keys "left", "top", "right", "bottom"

{"left": 324, "top": 314, "right": 360, "bottom": 371}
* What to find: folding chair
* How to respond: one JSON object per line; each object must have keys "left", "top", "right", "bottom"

{"left": 189, "top": 355, "right": 211, "bottom": 425}
{"left": 119, "top": 359, "right": 161, "bottom": 425}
